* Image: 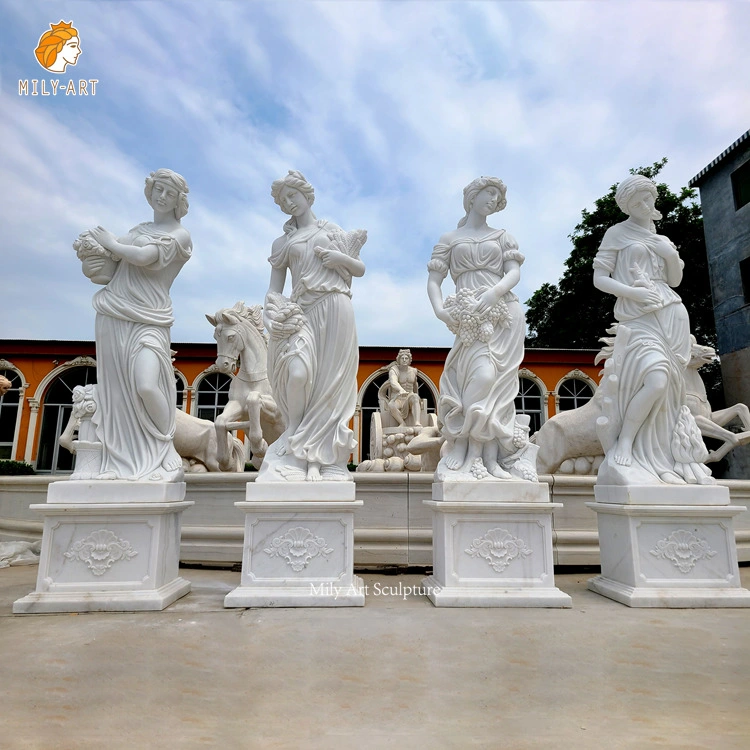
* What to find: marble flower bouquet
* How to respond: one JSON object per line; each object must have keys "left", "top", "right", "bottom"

{"left": 74, "top": 230, "right": 119, "bottom": 284}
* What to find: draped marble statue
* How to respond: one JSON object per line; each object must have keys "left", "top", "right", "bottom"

{"left": 427, "top": 176, "right": 537, "bottom": 482}
{"left": 76, "top": 169, "right": 192, "bottom": 482}
{"left": 258, "top": 170, "right": 366, "bottom": 482}
{"left": 592, "top": 174, "right": 713, "bottom": 485}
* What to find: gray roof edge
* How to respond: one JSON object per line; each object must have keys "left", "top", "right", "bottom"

{"left": 689, "top": 130, "right": 750, "bottom": 187}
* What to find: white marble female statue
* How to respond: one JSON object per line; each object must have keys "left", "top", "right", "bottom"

{"left": 427, "top": 177, "right": 535, "bottom": 481}
{"left": 593, "top": 174, "right": 713, "bottom": 485}
{"left": 79, "top": 169, "right": 192, "bottom": 482}
{"left": 260, "top": 170, "right": 366, "bottom": 482}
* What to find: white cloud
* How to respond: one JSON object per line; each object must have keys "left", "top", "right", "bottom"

{"left": 1, "top": 0, "right": 748, "bottom": 347}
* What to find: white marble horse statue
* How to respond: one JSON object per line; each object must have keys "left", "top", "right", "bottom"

{"left": 207, "top": 302, "right": 283, "bottom": 471}
{"left": 685, "top": 339, "right": 750, "bottom": 462}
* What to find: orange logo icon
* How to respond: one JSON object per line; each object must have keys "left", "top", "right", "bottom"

{"left": 35, "top": 20, "right": 81, "bottom": 73}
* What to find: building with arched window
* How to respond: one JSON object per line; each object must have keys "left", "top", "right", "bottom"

{"left": 554, "top": 369, "right": 598, "bottom": 413}
{"left": 0, "top": 360, "right": 27, "bottom": 461}
{"left": 0, "top": 339, "right": 600, "bottom": 472}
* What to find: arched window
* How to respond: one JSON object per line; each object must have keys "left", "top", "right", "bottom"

{"left": 359, "top": 371, "right": 437, "bottom": 462}
{"left": 175, "top": 371, "right": 187, "bottom": 411}
{"left": 0, "top": 369, "right": 23, "bottom": 460}
{"left": 36, "top": 366, "right": 97, "bottom": 473}
{"left": 515, "top": 377, "right": 543, "bottom": 435}
{"left": 195, "top": 372, "right": 232, "bottom": 422}
{"left": 558, "top": 379, "right": 594, "bottom": 412}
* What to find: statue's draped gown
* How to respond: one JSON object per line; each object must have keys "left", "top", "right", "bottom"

{"left": 594, "top": 219, "right": 694, "bottom": 480}
{"left": 267, "top": 219, "right": 358, "bottom": 468}
{"left": 92, "top": 223, "right": 191, "bottom": 479}
{"left": 429, "top": 229, "right": 525, "bottom": 462}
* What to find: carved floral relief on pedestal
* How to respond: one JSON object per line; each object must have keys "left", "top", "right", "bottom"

{"left": 263, "top": 526, "right": 334, "bottom": 572}
{"left": 650, "top": 529, "right": 718, "bottom": 573}
{"left": 64, "top": 529, "right": 138, "bottom": 576}
{"left": 465, "top": 527, "right": 532, "bottom": 573}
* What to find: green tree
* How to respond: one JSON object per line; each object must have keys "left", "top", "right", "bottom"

{"left": 525, "top": 158, "right": 716, "bottom": 351}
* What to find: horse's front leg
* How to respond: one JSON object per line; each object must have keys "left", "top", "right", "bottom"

{"left": 694, "top": 415, "right": 739, "bottom": 462}
{"left": 245, "top": 393, "right": 267, "bottom": 457}
{"left": 215, "top": 400, "right": 244, "bottom": 471}
{"left": 709, "top": 404, "right": 750, "bottom": 431}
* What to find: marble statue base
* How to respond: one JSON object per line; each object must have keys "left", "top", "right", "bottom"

{"left": 588, "top": 485, "right": 750, "bottom": 607}
{"left": 13, "top": 481, "right": 192, "bottom": 614}
{"left": 422, "top": 482, "right": 572, "bottom": 607}
{"left": 224, "top": 482, "right": 365, "bottom": 608}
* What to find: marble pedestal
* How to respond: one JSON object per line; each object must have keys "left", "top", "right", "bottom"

{"left": 224, "top": 482, "right": 365, "bottom": 608}
{"left": 422, "top": 482, "right": 572, "bottom": 607}
{"left": 588, "top": 485, "right": 750, "bottom": 607}
{"left": 13, "top": 481, "right": 193, "bottom": 614}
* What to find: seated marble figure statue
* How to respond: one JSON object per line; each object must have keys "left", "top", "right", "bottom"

{"left": 384, "top": 349, "right": 422, "bottom": 427}
{"left": 593, "top": 174, "right": 713, "bottom": 486}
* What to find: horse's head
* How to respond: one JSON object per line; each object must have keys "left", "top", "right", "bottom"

{"left": 688, "top": 335, "right": 716, "bottom": 371}
{"left": 207, "top": 301, "right": 267, "bottom": 375}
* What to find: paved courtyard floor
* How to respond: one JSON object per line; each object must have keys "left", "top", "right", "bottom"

{"left": 1, "top": 564, "right": 749, "bottom": 749}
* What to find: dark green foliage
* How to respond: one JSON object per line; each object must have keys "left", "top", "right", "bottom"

{"left": 0, "top": 460, "right": 35, "bottom": 475}
{"left": 526, "top": 158, "right": 717, "bottom": 351}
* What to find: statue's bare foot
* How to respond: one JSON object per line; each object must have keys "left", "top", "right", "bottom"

{"left": 444, "top": 439, "right": 468, "bottom": 471}
{"left": 163, "top": 447, "right": 183, "bottom": 472}
{"left": 487, "top": 461, "right": 512, "bottom": 479}
{"left": 307, "top": 462, "right": 322, "bottom": 482}
{"left": 613, "top": 439, "right": 633, "bottom": 467}
{"left": 145, "top": 449, "right": 185, "bottom": 482}
{"left": 97, "top": 470, "right": 117, "bottom": 480}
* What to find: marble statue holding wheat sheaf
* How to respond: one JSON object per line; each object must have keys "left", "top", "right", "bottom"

{"left": 592, "top": 174, "right": 714, "bottom": 486}
{"left": 207, "top": 301, "right": 283, "bottom": 471}
{"left": 258, "top": 170, "right": 366, "bottom": 482}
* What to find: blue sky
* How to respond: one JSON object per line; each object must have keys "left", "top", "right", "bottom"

{"left": 1, "top": 1, "right": 748, "bottom": 346}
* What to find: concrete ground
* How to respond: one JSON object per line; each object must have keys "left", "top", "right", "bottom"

{"left": 1, "top": 565, "right": 749, "bottom": 750}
